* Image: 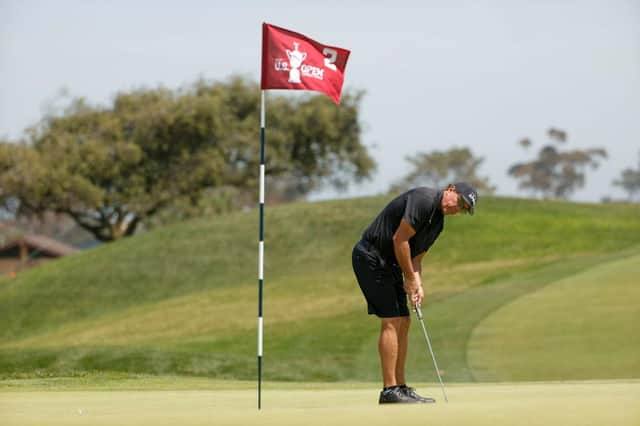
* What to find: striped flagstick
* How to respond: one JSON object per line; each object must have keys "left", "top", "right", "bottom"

{"left": 258, "top": 22, "right": 350, "bottom": 410}
{"left": 257, "top": 90, "right": 266, "bottom": 410}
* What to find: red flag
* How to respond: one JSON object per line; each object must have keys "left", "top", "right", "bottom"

{"left": 261, "top": 23, "right": 351, "bottom": 104}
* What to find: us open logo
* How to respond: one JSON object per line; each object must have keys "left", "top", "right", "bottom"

{"left": 273, "top": 41, "right": 338, "bottom": 84}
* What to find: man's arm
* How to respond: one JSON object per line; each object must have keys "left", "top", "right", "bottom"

{"left": 392, "top": 218, "right": 424, "bottom": 305}
{"left": 412, "top": 252, "right": 425, "bottom": 276}
{"left": 411, "top": 252, "right": 426, "bottom": 306}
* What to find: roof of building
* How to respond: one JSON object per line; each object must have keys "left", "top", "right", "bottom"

{"left": 0, "top": 234, "right": 78, "bottom": 257}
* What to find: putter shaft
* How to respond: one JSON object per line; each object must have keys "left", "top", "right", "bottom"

{"left": 415, "top": 302, "right": 448, "bottom": 403}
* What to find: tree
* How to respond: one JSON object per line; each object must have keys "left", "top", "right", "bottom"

{"left": 0, "top": 76, "right": 375, "bottom": 241}
{"left": 390, "top": 147, "right": 495, "bottom": 194}
{"left": 613, "top": 151, "right": 640, "bottom": 202}
{"left": 508, "top": 128, "right": 607, "bottom": 199}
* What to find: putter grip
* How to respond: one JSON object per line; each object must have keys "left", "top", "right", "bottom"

{"left": 414, "top": 302, "right": 424, "bottom": 320}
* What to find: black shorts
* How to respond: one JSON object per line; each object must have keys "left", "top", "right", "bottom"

{"left": 352, "top": 240, "right": 409, "bottom": 318}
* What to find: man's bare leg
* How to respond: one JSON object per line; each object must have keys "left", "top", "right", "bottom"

{"left": 379, "top": 317, "right": 403, "bottom": 387}
{"left": 395, "top": 316, "right": 410, "bottom": 385}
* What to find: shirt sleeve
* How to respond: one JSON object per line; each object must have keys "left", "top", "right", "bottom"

{"left": 403, "top": 188, "right": 433, "bottom": 231}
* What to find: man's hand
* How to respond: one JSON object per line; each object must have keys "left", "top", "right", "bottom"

{"left": 403, "top": 272, "right": 424, "bottom": 305}
{"left": 413, "top": 284, "right": 424, "bottom": 306}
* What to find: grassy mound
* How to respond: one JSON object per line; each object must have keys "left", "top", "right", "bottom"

{"left": 0, "top": 195, "right": 639, "bottom": 381}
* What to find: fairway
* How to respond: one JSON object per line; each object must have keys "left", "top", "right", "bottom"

{"left": 2, "top": 380, "right": 639, "bottom": 426}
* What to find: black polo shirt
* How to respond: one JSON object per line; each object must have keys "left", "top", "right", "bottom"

{"left": 362, "top": 187, "right": 444, "bottom": 265}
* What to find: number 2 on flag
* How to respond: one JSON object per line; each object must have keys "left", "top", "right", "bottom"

{"left": 323, "top": 48, "right": 338, "bottom": 71}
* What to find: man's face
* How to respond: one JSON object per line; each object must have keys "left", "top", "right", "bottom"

{"left": 441, "top": 189, "right": 470, "bottom": 216}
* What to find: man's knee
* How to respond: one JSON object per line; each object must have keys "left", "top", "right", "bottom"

{"left": 381, "top": 316, "right": 406, "bottom": 331}
{"left": 399, "top": 316, "right": 411, "bottom": 335}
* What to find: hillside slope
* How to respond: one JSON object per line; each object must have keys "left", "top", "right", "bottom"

{"left": 0, "top": 196, "right": 639, "bottom": 381}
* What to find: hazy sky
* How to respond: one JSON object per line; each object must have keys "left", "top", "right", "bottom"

{"left": 1, "top": 0, "right": 639, "bottom": 202}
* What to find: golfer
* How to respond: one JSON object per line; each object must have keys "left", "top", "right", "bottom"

{"left": 352, "top": 182, "right": 477, "bottom": 404}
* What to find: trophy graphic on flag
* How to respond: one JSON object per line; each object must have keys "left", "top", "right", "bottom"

{"left": 286, "top": 42, "right": 307, "bottom": 84}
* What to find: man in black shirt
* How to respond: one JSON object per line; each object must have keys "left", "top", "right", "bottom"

{"left": 352, "top": 182, "right": 478, "bottom": 404}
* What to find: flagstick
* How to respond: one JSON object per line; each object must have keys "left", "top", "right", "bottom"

{"left": 257, "top": 90, "right": 266, "bottom": 410}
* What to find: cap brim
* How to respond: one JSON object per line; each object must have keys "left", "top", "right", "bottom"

{"left": 461, "top": 194, "right": 475, "bottom": 215}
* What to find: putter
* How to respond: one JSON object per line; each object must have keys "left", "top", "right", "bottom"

{"left": 414, "top": 302, "right": 448, "bottom": 403}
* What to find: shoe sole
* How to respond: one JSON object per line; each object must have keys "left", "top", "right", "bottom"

{"left": 379, "top": 397, "right": 430, "bottom": 404}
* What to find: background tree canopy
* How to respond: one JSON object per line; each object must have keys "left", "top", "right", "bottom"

{"left": 390, "top": 147, "right": 496, "bottom": 194}
{"left": 0, "top": 76, "right": 375, "bottom": 241}
{"left": 508, "top": 128, "right": 607, "bottom": 200}
{"left": 612, "top": 151, "right": 640, "bottom": 202}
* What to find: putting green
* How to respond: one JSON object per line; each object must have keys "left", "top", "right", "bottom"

{"left": 1, "top": 381, "right": 639, "bottom": 426}
{"left": 468, "top": 253, "right": 640, "bottom": 381}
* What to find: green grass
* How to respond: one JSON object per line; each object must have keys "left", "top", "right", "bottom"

{"left": 1, "top": 379, "right": 639, "bottom": 426}
{"left": 468, "top": 252, "right": 640, "bottom": 381}
{"left": 0, "top": 196, "right": 639, "bottom": 382}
